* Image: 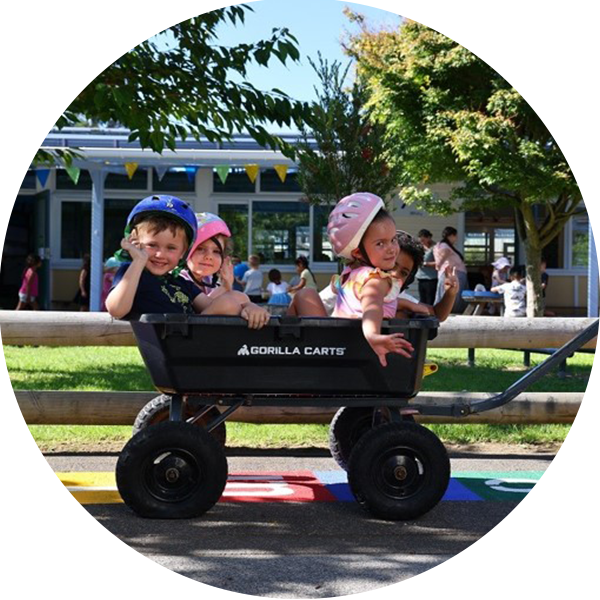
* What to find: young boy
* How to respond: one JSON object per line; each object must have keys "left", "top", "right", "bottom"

{"left": 491, "top": 266, "right": 527, "bottom": 317}
{"left": 106, "top": 195, "right": 270, "bottom": 328}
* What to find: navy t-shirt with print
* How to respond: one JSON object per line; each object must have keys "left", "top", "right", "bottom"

{"left": 111, "top": 263, "right": 201, "bottom": 319}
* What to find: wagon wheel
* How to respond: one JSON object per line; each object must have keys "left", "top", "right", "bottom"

{"left": 347, "top": 422, "right": 450, "bottom": 521}
{"left": 116, "top": 421, "right": 228, "bottom": 519}
{"left": 133, "top": 394, "right": 226, "bottom": 447}
{"left": 329, "top": 407, "right": 415, "bottom": 471}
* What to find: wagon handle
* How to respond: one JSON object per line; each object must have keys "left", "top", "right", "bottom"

{"left": 468, "top": 318, "right": 598, "bottom": 415}
{"left": 412, "top": 319, "right": 598, "bottom": 418}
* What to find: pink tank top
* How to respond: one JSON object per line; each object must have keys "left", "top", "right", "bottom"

{"left": 19, "top": 268, "right": 38, "bottom": 296}
{"left": 332, "top": 266, "right": 401, "bottom": 319}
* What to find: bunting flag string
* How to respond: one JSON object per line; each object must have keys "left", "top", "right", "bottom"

{"left": 66, "top": 166, "right": 81, "bottom": 185}
{"left": 154, "top": 166, "right": 168, "bottom": 182}
{"left": 274, "top": 164, "right": 289, "bottom": 183}
{"left": 215, "top": 165, "right": 230, "bottom": 185}
{"left": 185, "top": 166, "right": 198, "bottom": 184}
{"left": 36, "top": 169, "right": 51, "bottom": 188}
{"left": 125, "top": 162, "right": 139, "bottom": 180}
{"left": 245, "top": 164, "right": 259, "bottom": 184}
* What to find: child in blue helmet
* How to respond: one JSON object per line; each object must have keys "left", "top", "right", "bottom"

{"left": 106, "top": 196, "right": 270, "bottom": 328}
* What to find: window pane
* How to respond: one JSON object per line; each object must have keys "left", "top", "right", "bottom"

{"left": 571, "top": 213, "right": 589, "bottom": 268}
{"left": 213, "top": 168, "right": 255, "bottom": 193}
{"left": 61, "top": 202, "right": 91, "bottom": 258}
{"left": 312, "top": 204, "right": 334, "bottom": 262}
{"left": 21, "top": 170, "right": 37, "bottom": 189}
{"left": 152, "top": 168, "right": 195, "bottom": 192}
{"left": 105, "top": 169, "right": 148, "bottom": 190}
{"left": 218, "top": 204, "right": 249, "bottom": 260}
{"left": 259, "top": 168, "right": 301, "bottom": 192}
{"left": 104, "top": 198, "right": 138, "bottom": 260}
{"left": 252, "top": 201, "right": 309, "bottom": 264}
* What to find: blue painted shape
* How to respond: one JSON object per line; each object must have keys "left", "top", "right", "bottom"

{"left": 313, "top": 471, "right": 483, "bottom": 502}
{"left": 442, "top": 478, "right": 483, "bottom": 501}
{"left": 313, "top": 470, "right": 354, "bottom": 502}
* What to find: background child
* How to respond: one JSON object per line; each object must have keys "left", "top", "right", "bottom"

{"left": 288, "top": 255, "right": 318, "bottom": 295}
{"left": 73, "top": 253, "right": 91, "bottom": 311}
{"left": 491, "top": 266, "right": 527, "bottom": 317}
{"left": 100, "top": 257, "right": 121, "bottom": 312}
{"left": 242, "top": 254, "right": 264, "bottom": 304}
{"left": 16, "top": 254, "right": 42, "bottom": 310}
{"left": 288, "top": 192, "right": 413, "bottom": 367}
{"left": 266, "top": 269, "right": 292, "bottom": 305}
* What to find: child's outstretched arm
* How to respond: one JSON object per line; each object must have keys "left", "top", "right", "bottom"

{"left": 105, "top": 237, "right": 148, "bottom": 319}
{"left": 360, "top": 278, "right": 414, "bottom": 367}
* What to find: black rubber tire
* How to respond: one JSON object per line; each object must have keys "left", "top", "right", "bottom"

{"left": 329, "top": 407, "right": 376, "bottom": 471}
{"left": 329, "top": 407, "right": 416, "bottom": 471}
{"left": 347, "top": 422, "right": 450, "bottom": 521}
{"left": 132, "top": 395, "right": 226, "bottom": 447}
{"left": 116, "top": 421, "right": 228, "bottom": 519}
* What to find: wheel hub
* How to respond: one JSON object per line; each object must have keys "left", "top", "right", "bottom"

{"left": 165, "top": 467, "right": 180, "bottom": 483}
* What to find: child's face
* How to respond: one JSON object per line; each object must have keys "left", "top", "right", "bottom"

{"left": 134, "top": 225, "right": 188, "bottom": 276}
{"left": 353, "top": 218, "right": 399, "bottom": 270}
{"left": 187, "top": 238, "right": 224, "bottom": 279}
{"left": 391, "top": 250, "right": 415, "bottom": 287}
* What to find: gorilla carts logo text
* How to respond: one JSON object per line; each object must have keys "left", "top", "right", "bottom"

{"left": 237, "top": 345, "right": 346, "bottom": 357}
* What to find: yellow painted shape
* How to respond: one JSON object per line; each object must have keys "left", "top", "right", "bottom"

{"left": 56, "top": 472, "right": 123, "bottom": 505}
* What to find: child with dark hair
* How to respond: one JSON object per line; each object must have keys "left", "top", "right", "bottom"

{"left": 392, "top": 232, "right": 458, "bottom": 322}
{"left": 491, "top": 266, "right": 527, "bottom": 317}
{"left": 16, "top": 254, "right": 42, "bottom": 310}
{"left": 266, "top": 269, "right": 292, "bottom": 305}
{"left": 288, "top": 255, "right": 318, "bottom": 295}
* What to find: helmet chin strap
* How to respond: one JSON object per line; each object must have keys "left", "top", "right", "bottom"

{"left": 356, "top": 241, "right": 375, "bottom": 268}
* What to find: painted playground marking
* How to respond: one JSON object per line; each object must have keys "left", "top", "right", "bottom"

{"left": 56, "top": 470, "right": 544, "bottom": 506}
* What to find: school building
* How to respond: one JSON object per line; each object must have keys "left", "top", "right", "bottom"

{"left": 2, "top": 127, "right": 595, "bottom": 315}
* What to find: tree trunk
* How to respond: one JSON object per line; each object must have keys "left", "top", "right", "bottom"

{"left": 524, "top": 242, "right": 545, "bottom": 317}
{"left": 518, "top": 205, "right": 545, "bottom": 317}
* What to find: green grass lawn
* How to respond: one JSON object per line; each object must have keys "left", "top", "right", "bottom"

{"left": 3, "top": 345, "right": 594, "bottom": 451}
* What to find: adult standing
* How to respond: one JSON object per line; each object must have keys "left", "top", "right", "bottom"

{"left": 433, "top": 226, "right": 468, "bottom": 313}
{"left": 415, "top": 229, "right": 438, "bottom": 305}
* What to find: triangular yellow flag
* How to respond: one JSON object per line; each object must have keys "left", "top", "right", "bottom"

{"left": 245, "top": 164, "right": 259, "bottom": 184}
{"left": 274, "top": 164, "right": 288, "bottom": 183}
{"left": 125, "top": 162, "right": 139, "bottom": 180}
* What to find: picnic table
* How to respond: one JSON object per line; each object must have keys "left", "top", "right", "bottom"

{"left": 461, "top": 290, "right": 504, "bottom": 316}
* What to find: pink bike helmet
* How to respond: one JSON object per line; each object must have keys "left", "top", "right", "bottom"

{"left": 188, "top": 212, "right": 232, "bottom": 257}
{"left": 327, "top": 192, "right": 385, "bottom": 259}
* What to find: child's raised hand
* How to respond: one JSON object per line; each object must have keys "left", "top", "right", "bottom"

{"left": 240, "top": 302, "right": 271, "bottom": 329}
{"left": 120, "top": 235, "right": 149, "bottom": 265}
{"left": 443, "top": 265, "right": 459, "bottom": 294}
{"left": 365, "top": 332, "right": 414, "bottom": 367}
{"left": 219, "top": 257, "right": 234, "bottom": 291}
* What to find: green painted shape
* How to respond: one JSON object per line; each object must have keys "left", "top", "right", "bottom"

{"left": 452, "top": 471, "right": 545, "bottom": 502}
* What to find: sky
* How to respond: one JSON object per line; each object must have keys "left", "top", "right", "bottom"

{"left": 199, "top": 0, "right": 403, "bottom": 131}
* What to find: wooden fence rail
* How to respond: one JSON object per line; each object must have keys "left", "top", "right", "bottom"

{"left": 15, "top": 390, "right": 583, "bottom": 425}
{"left": 0, "top": 312, "right": 597, "bottom": 349}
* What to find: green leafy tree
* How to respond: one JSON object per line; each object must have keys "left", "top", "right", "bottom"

{"left": 286, "top": 53, "right": 404, "bottom": 208}
{"left": 36, "top": 5, "right": 309, "bottom": 165}
{"left": 346, "top": 13, "right": 584, "bottom": 316}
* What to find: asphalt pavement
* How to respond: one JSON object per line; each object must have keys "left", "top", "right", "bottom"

{"left": 45, "top": 448, "right": 555, "bottom": 598}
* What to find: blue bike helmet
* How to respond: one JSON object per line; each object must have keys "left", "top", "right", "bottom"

{"left": 115, "top": 195, "right": 198, "bottom": 267}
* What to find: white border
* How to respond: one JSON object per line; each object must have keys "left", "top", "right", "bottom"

{"left": 1, "top": 1, "right": 598, "bottom": 599}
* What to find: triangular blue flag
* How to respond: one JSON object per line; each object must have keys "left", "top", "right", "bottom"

{"left": 36, "top": 169, "right": 50, "bottom": 188}
{"left": 185, "top": 166, "right": 198, "bottom": 184}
